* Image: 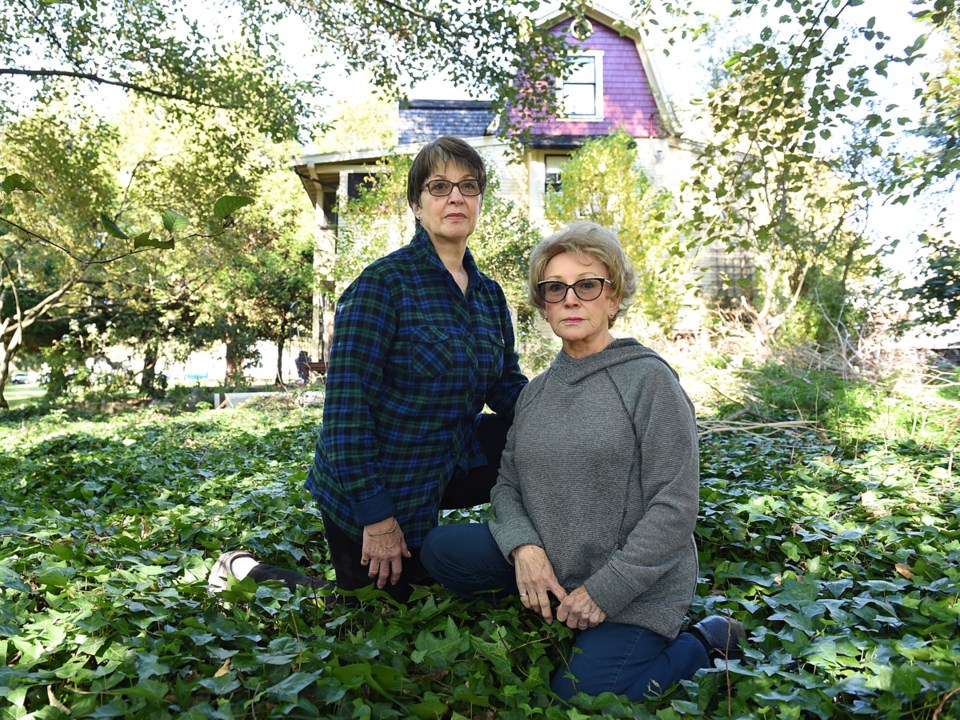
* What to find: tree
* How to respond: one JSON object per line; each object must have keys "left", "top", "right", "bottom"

{"left": 0, "top": 98, "right": 258, "bottom": 406}
{"left": 194, "top": 159, "right": 315, "bottom": 386}
{"left": 899, "top": 13, "right": 959, "bottom": 333}
{"left": 1, "top": 0, "right": 579, "bottom": 141}
{"left": 628, "top": 0, "right": 957, "bottom": 345}
{"left": 1, "top": 0, "right": 587, "bottom": 403}
{"left": 0, "top": 107, "right": 126, "bottom": 408}
{"left": 544, "top": 130, "right": 688, "bottom": 334}
{"left": 0, "top": 0, "right": 318, "bottom": 140}
{"left": 902, "top": 215, "right": 959, "bottom": 333}
{"left": 899, "top": 3, "right": 960, "bottom": 195}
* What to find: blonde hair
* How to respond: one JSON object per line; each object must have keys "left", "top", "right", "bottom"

{"left": 528, "top": 222, "right": 637, "bottom": 326}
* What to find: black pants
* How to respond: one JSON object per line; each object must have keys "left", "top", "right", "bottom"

{"left": 250, "top": 413, "right": 512, "bottom": 603}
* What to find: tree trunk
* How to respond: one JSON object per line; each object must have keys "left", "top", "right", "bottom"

{"left": 0, "top": 342, "right": 13, "bottom": 410}
{"left": 224, "top": 316, "right": 244, "bottom": 387}
{"left": 0, "top": 317, "right": 27, "bottom": 411}
{"left": 0, "top": 273, "right": 78, "bottom": 408}
{"left": 139, "top": 341, "right": 159, "bottom": 395}
{"left": 275, "top": 333, "right": 286, "bottom": 387}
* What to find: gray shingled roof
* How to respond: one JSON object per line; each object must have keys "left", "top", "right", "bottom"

{"left": 398, "top": 100, "right": 496, "bottom": 143}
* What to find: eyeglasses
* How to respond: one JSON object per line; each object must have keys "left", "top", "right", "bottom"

{"left": 537, "top": 277, "right": 612, "bottom": 303}
{"left": 422, "top": 179, "right": 483, "bottom": 197}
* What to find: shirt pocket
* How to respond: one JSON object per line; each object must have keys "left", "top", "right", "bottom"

{"left": 474, "top": 328, "right": 505, "bottom": 381}
{"left": 406, "top": 325, "right": 453, "bottom": 377}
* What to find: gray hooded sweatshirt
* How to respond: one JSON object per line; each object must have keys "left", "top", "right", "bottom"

{"left": 489, "top": 338, "right": 699, "bottom": 639}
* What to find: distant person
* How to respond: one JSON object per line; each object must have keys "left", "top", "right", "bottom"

{"left": 420, "top": 222, "right": 745, "bottom": 701}
{"left": 209, "top": 136, "right": 527, "bottom": 602}
{"left": 295, "top": 350, "right": 311, "bottom": 383}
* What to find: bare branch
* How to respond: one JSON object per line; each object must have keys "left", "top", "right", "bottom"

{"left": 0, "top": 68, "right": 244, "bottom": 111}
{"left": 0, "top": 214, "right": 155, "bottom": 265}
{"left": 369, "top": 0, "right": 447, "bottom": 28}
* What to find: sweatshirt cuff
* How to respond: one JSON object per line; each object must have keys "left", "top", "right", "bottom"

{"left": 489, "top": 517, "right": 543, "bottom": 564}
{"left": 584, "top": 563, "right": 637, "bottom": 619}
{"left": 351, "top": 490, "right": 396, "bottom": 527}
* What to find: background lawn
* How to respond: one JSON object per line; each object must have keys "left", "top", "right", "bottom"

{"left": 3, "top": 383, "right": 44, "bottom": 410}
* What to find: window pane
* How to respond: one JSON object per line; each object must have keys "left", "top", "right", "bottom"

{"left": 562, "top": 84, "right": 596, "bottom": 116}
{"left": 545, "top": 155, "right": 568, "bottom": 193}
{"left": 565, "top": 56, "right": 595, "bottom": 84}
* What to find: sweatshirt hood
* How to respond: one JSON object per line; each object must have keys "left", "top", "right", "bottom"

{"left": 550, "top": 337, "right": 678, "bottom": 385}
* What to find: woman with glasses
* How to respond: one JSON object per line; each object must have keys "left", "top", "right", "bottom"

{"left": 421, "top": 221, "right": 745, "bottom": 701}
{"left": 208, "top": 137, "right": 527, "bottom": 602}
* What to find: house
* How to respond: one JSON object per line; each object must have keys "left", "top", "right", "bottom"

{"left": 291, "top": 3, "right": 727, "bottom": 358}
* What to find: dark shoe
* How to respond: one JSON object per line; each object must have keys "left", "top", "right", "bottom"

{"left": 688, "top": 615, "right": 746, "bottom": 662}
{"left": 207, "top": 550, "right": 259, "bottom": 594}
{"left": 246, "top": 563, "right": 332, "bottom": 595}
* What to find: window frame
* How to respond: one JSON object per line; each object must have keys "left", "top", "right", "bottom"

{"left": 557, "top": 50, "right": 605, "bottom": 122}
{"left": 544, "top": 154, "right": 570, "bottom": 194}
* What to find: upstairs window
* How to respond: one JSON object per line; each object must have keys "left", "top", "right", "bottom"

{"left": 559, "top": 51, "right": 604, "bottom": 121}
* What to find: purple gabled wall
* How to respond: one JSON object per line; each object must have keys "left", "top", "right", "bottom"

{"left": 515, "top": 18, "right": 663, "bottom": 138}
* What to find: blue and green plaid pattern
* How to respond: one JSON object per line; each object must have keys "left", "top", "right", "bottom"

{"left": 305, "top": 227, "right": 527, "bottom": 546}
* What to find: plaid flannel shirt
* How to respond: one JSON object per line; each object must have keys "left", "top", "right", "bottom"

{"left": 305, "top": 227, "right": 527, "bottom": 547}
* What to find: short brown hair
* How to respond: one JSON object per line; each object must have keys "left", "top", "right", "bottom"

{"left": 407, "top": 136, "right": 488, "bottom": 210}
{"left": 528, "top": 222, "right": 637, "bottom": 326}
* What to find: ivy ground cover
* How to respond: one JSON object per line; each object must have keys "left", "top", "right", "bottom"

{"left": 0, "top": 398, "right": 957, "bottom": 718}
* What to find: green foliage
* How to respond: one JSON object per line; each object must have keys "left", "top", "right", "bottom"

{"left": 739, "top": 360, "right": 874, "bottom": 427}
{"left": 733, "top": 358, "right": 959, "bottom": 448}
{"left": 0, "top": 97, "right": 308, "bottom": 394}
{"left": 1, "top": 0, "right": 575, "bottom": 143}
{"left": 1, "top": 366, "right": 957, "bottom": 717}
{"left": 902, "top": 219, "right": 960, "bottom": 332}
{"left": 335, "top": 155, "right": 541, "bottom": 319}
{"left": 0, "top": 101, "right": 263, "bottom": 400}
{"left": 1, "top": 0, "right": 317, "bottom": 141}
{"left": 302, "top": 0, "right": 573, "bottom": 140}
{"left": 933, "top": 365, "right": 960, "bottom": 403}
{"left": 633, "top": 0, "right": 958, "bottom": 342}
{"left": 907, "top": 10, "right": 960, "bottom": 194}
{"left": 335, "top": 155, "right": 413, "bottom": 297}
{"left": 773, "top": 268, "right": 870, "bottom": 350}
{"left": 466, "top": 179, "right": 543, "bottom": 314}
{"left": 544, "top": 130, "right": 689, "bottom": 333}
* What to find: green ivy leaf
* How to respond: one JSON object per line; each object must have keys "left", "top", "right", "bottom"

{"left": 264, "top": 671, "right": 323, "bottom": 698}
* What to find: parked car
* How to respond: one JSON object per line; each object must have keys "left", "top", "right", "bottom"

{"left": 11, "top": 372, "right": 29, "bottom": 384}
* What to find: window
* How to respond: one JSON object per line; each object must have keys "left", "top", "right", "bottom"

{"left": 559, "top": 51, "right": 604, "bottom": 120}
{"left": 545, "top": 154, "right": 569, "bottom": 193}
{"left": 347, "top": 172, "right": 379, "bottom": 200}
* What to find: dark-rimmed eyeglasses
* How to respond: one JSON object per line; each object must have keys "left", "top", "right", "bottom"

{"left": 537, "top": 277, "right": 612, "bottom": 303}
{"left": 422, "top": 179, "right": 483, "bottom": 197}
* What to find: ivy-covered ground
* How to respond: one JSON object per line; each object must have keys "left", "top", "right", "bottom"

{"left": 1, "top": 364, "right": 958, "bottom": 719}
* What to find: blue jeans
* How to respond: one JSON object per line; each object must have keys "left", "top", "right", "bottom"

{"left": 421, "top": 522, "right": 709, "bottom": 701}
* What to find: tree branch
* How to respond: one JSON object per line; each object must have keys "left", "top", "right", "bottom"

{"left": 0, "top": 215, "right": 155, "bottom": 265}
{"left": 369, "top": 0, "right": 447, "bottom": 28}
{"left": 0, "top": 68, "right": 243, "bottom": 111}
